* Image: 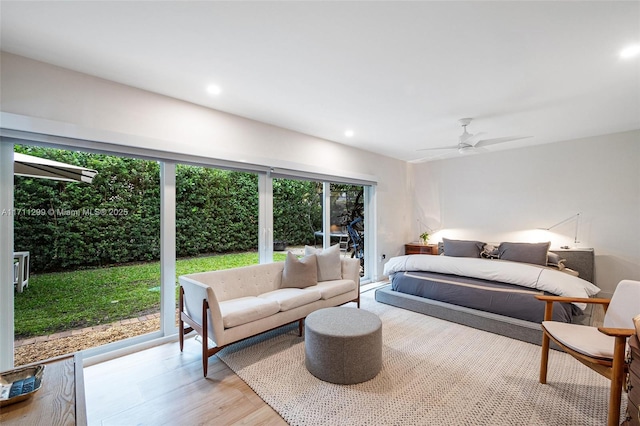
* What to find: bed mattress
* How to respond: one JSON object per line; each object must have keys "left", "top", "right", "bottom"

{"left": 391, "top": 271, "right": 580, "bottom": 323}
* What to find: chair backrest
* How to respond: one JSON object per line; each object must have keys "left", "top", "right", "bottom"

{"left": 603, "top": 280, "right": 640, "bottom": 328}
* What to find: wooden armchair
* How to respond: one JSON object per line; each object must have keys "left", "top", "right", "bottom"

{"left": 535, "top": 279, "right": 640, "bottom": 426}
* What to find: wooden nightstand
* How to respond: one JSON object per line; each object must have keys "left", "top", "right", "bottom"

{"left": 624, "top": 335, "right": 640, "bottom": 425}
{"left": 404, "top": 243, "right": 438, "bottom": 255}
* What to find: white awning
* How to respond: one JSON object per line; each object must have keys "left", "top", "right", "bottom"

{"left": 14, "top": 152, "right": 98, "bottom": 183}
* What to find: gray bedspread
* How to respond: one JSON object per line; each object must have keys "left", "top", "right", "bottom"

{"left": 391, "top": 271, "right": 580, "bottom": 323}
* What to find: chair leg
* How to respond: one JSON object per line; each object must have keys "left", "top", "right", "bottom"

{"left": 539, "top": 302, "right": 554, "bottom": 384}
{"left": 539, "top": 331, "right": 550, "bottom": 384}
{"left": 607, "top": 336, "right": 627, "bottom": 426}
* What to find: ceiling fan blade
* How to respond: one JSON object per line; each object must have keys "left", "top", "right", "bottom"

{"left": 417, "top": 145, "right": 458, "bottom": 151}
{"left": 474, "top": 136, "right": 532, "bottom": 148}
{"left": 410, "top": 151, "right": 457, "bottom": 163}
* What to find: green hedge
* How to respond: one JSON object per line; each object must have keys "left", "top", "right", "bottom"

{"left": 13, "top": 146, "right": 325, "bottom": 273}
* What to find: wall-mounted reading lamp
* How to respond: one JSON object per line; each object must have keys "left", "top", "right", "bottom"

{"left": 540, "top": 212, "right": 581, "bottom": 247}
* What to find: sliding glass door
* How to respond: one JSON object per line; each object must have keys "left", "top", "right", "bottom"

{"left": 1, "top": 137, "right": 376, "bottom": 369}
{"left": 13, "top": 145, "right": 161, "bottom": 366}
{"left": 175, "top": 164, "right": 259, "bottom": 266}
{"left": 330, "top": 184, "right": 366, "bottom": 276}
{"left": 272, "top": 177, "right": 322, "bottom": 259}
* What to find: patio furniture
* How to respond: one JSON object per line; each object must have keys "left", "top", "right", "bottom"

{"left": 313, "top": 231, "right": 350, "bottom": 254}
{"left": 13, "top": 251, "right": 30, "bottom": 293}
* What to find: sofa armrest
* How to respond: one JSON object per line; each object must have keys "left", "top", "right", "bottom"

{"left": 178, "top": 275, "right": 225, "bottom": 346}
{"left": 341, "top": 258, "right": 361, "bottom": 285}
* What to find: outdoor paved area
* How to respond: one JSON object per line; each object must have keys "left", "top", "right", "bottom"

{"left": 15, "top": 312, "right": 161, "bottom": 348}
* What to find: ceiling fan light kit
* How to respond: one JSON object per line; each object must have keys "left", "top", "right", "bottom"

{"left": 458, "top": 145, "right": 474, "bottom": 155}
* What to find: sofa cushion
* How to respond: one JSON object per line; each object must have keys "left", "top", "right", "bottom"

{"left": 218, "top": 297, "right": 281, "bottom": 328}
{"left": 304, "top": 244, "right": 342, "bottom": 281}
{"left": 186, "top": 262, "right": 284, "bottom": 300}
{"left": 306, "top": 279, "right": 356, "bottom": 300}
{"left": 281, "top": 251, "right": 318, "bottom": 288}
{"left": 258, "top": 288, "right": 322, "bottom": 311}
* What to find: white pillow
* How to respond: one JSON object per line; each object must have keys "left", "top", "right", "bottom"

{"left": 304, "top": 244, "right": 342, "bottom": 282}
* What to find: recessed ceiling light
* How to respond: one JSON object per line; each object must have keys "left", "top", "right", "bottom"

{"left": 620, "top": 44, "right": 640, "bottom": 59}
{"left": 344, "top": 129, "right": 354, "bottom": 138}
{"left": 206, "top": 84, "right": 222, "bottom": 95}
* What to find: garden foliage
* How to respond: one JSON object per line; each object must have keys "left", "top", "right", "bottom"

{"left": 13, "top": 146, "right": 324, "bottom": 272}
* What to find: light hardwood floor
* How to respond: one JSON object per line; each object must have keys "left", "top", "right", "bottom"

{"left": 84, "top": 337, "right": 287, "bottom": 426}
{"left": 84, "top": 283, "right": 386, "bottom": 425}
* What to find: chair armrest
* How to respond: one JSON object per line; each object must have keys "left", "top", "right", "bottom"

{"left": 597, "top": 327, "right": 636, "bottom": 338}
{"left": 535, "top": 294, "right": 611, "bottom": 321}
{"left": 534, "top": 294, "right": 611, "bottom": 306}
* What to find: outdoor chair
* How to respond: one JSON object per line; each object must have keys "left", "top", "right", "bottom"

{"left": 535, "top": 279, "right": 640, "bottom": 426}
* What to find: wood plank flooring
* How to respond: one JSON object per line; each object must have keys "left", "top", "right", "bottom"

{"left": 83, "top": 337, "right": 287, "bottom": 426}
{"left": 84, "top": 284, "right": 385, "bottom": 425}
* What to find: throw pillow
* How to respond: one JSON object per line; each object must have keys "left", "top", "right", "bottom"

{"left": 481, "top": 244, "right": 500, "bottom": 259}
{"left": 498, "top": 241, "right": 550, "bottom": 266}
{"left": 442, "top": 238, "right": 486, "bottom": 258}
{"left": 281, "top": 251, "right": 318, "bottom": 288}
{"left": 547, "top": 252, "right": 567, "bottom": 271}
{"left": 304, "top": 244, "right": 342, "bottom": 281}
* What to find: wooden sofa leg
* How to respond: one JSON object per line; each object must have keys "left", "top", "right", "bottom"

{"left": 298, "top": 319, "right": 304, "bottom": 337}
{"left": 202, "top": 342, "right": 208, "bottom": 378}
{"left": 202, "top": 299, "right": 210, "bottom": 377}
{"left": 179, "top": 287, "right": 185, "bottom": 352}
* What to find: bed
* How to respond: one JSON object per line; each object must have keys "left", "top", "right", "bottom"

{"left": 375, "top": 239, "right": 600, "bottom": 346}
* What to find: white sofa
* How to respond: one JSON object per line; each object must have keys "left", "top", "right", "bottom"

{"left": 179, "top": 257, "right": 361, "bottom": 376}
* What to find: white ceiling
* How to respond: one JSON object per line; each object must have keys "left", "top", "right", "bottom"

{"left": 1, "top": 1, "right": 639, "bottom": 162}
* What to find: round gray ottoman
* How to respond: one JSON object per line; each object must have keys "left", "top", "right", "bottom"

{"left": 304, "top": 307, "right": 382, "bottom": 384}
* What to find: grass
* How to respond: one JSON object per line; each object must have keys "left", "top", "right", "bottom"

{"left": 14, "top": 252, "right": 287, "bottom": 338}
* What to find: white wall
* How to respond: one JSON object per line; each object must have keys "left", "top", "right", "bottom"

{"left": 4, "top": 52, "right": 636, "bottom": 295}
{"left": 0, "top": 52, "right": 411, "bottom": 281}
{"left": 410, "top": 130, "right": 640, "bottom": 297}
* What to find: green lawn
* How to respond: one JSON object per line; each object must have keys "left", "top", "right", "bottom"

{"left": 14, "top": 252, "right": 287, "bottom": 338}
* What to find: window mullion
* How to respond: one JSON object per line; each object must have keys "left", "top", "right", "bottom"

{"left": 160, "top": 162, "right": 177, "bottom": 336}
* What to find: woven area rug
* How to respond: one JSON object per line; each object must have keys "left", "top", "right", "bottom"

{"left": 217, "top": 288, "right": 626, "bottom": 425}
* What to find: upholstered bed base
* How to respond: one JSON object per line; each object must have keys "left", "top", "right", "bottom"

{"left": 374, "top": 284, "right": 588, "bottom": 349}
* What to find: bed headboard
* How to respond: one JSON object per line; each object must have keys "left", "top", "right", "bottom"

{"left": 435, "top": 242, "right": 595, "bottom": 283}
{"left": 549, "top": 248, "right": 595, "bottom": 283}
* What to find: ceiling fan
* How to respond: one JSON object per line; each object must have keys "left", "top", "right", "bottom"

{"left": 420, "top": 118, "right": 532, "bottom": 156}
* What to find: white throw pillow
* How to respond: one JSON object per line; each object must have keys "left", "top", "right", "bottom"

{"left": 304, "top": 244, "right": 342, "bottom": 282}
